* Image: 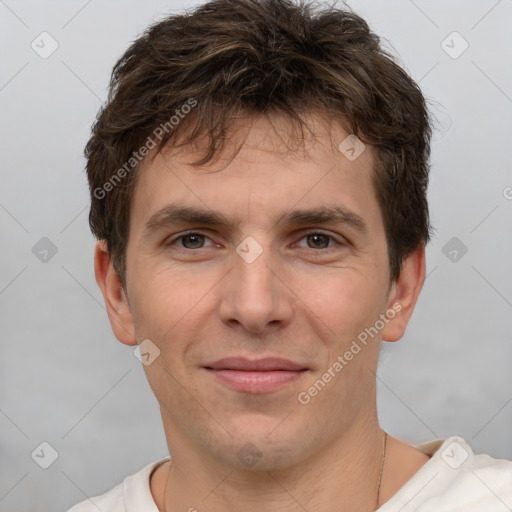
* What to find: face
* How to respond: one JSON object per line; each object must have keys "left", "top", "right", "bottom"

{"left": 100, "top": 113, "right": 420, "bottom": 472}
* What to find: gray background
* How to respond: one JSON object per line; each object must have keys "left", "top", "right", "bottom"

{"left": 1, "top": 0, "right": 511, "bottom": 511}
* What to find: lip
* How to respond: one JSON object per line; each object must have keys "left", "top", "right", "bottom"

{"left": 203, "top": 357, "right": 307, "bottom": 371}
{"left": 202, "top": 357, "right": 309, "bottom": 393}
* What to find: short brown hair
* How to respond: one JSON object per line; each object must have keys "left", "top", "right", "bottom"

{"left": 85, "top": 0, "right": 432, "bottom": 290}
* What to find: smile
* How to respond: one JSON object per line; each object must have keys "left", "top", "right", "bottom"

{"left": 204, "top": 369, "right": 307, "bottom": 393}
{"left": 202, "top": 357, "right": 309, "bottom": 393}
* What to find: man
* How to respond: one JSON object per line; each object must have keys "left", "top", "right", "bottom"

{"left": 69, "top": 0, "right": 512, "bottom": 510}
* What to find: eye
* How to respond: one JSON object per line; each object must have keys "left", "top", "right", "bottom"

{"left": 167, "top": 231, "right": 214, "bottom": 250}
{"left": 295, "top": 231, "right": 342, "bottom": 251}
{"left": 165, "top": 230, "right": 345, "bottom": 254}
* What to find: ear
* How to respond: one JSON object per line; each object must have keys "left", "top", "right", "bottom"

{"left": 381, "top": 244, "right": 426, "bottom": 342}
{"left": 94, "top": 240, "right": 137, "bottom": 346}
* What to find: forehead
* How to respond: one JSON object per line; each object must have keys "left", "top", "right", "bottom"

{"left": 165, "top": 111, "right": 373, "bottom": 169}
{"left": 129, "top": 111, "right": 381, "bottom": 235}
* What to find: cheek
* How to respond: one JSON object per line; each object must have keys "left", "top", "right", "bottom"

{"left": 127, "top": 279, "right": 175, "bottom": 343}
{"left": 299, "top": 268, "right": 388, "bottom": 343}
{"left": 128, "top": 266, "right": 220, "bottom": 361}
{"left": 131, "top": 260, "right": 198, "bottom": 314}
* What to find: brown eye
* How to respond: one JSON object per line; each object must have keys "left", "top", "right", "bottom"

{"left": 306, "top": 233, "right": 331, "bottom": 249}
{"left": 179, "top": 233, "right": 206, "bottom": 249}
{"left": 166, "top": 232, "right": 214, "bottom": 251}
{"left": 295, "top": 231, "right": 341, "bottom": 251}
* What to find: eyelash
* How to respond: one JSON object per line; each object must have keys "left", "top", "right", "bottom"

{"left": 165, "top": 230, "right": 345, "bottom": 254}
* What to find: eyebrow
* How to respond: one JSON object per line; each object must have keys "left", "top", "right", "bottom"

{"left": 142, "top": 202, "right": 368, "bottom": 237}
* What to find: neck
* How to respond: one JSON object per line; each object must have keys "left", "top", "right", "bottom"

{"left": 157, "top": 411, "right": 387, "bottom": 512}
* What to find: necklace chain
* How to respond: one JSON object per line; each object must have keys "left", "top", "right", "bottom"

{"left": 375, "top": 430, "right": 388, "bottom": 510}
{"left": 163, "top": 431, "right": 388, "bottom": 512}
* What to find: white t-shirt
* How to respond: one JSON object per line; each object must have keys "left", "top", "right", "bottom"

{"left": 67, "top": 436, "right": 512, "bottom": 512}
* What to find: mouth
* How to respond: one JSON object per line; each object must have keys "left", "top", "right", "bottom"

{"left": 202, "top": 357, "right": 309, "bottom": 393}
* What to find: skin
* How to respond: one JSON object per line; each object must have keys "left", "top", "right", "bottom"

{"left": 95, "top": 112, "right": 430, "bottom": 512}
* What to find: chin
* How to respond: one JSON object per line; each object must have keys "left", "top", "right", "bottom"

{"left": 212, "top": 417, "right": 312, "bottom": 472}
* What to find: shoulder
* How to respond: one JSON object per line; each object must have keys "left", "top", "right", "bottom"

{"left": 66, "top": 457, "right": 170, "bottom": 512}
{"left": 420, "top": 437, "right": 512, "bottom": 510}
{"left": 381, "top": 436, "right": 512, "bottom": 512}
{"left": 444, "top": 437, "right": 512, "bottom": 508}
{"left": 67, "top": 480, "right": 124, "bottom": 512}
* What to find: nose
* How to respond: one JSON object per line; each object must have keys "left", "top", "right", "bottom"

{"left": 217, "top": 239, "right": 294, "bottom": 335}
